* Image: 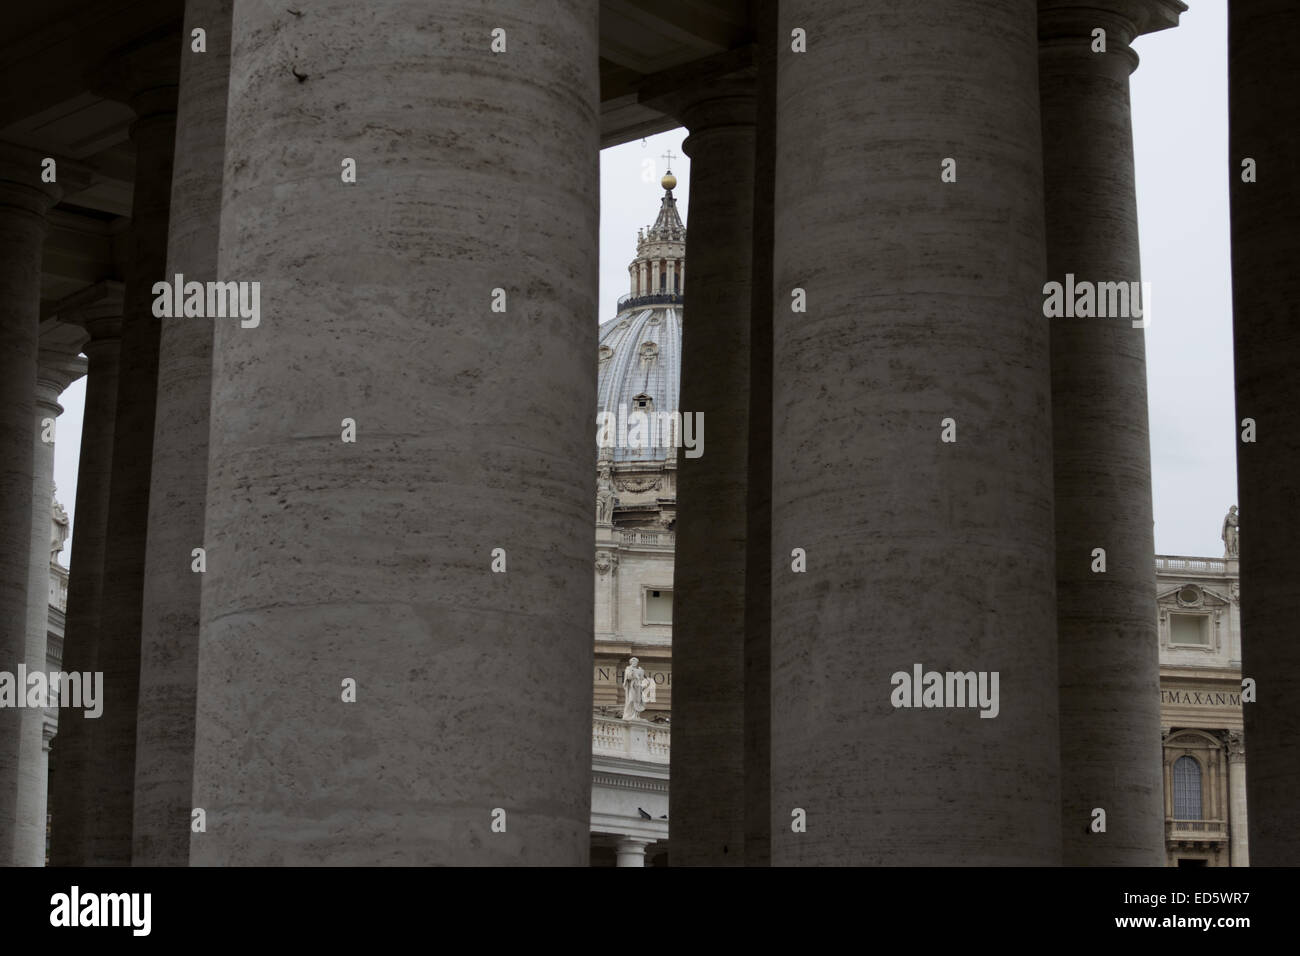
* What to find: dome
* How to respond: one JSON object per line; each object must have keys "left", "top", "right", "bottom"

{"left": 597, "top": 305, "right": 683, "bottom": 464}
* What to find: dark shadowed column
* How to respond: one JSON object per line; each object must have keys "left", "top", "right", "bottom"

{"left": 745, "top": 0, "right": 777, "bottom": 868}
{"left": 1039, "top": 0, "right": 1183, "bottom": 866}
{"left": 48, "top": 282, "right": 123, "bottom": 866}
{"left": 670, "top": 77, "right": 757, "bottom": 865}
{"left": 133, "top": 0, "right": 232, "bottom": 868}
{"left": 1231, "top": 0, "right": 1300, "bottom": 867}
{"left": 771, "top": 0, "right": 1060, "bottom": 865}
{"left": 191, "top": 0, "right": 599, "bottom": 865}
{"left": 0, "top": 144, "right": 60, "bottom": 866}
{"left": 84, "top": 31, "right": 180, "bottom": 865}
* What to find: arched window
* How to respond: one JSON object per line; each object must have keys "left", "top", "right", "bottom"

{"left": 1173, "top": 756, "right": 1203, "bottom": 819}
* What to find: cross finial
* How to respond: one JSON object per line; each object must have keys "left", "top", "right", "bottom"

{"left": 661, "top": 148, "right": 678, "bottom": 170}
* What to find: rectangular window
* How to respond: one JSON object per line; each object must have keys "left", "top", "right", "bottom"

{"left": 1169, "top": 613, "right": 1209, "bottom": 646}
{"left": 645, "top": 588, "right": 672, "bottom": 625}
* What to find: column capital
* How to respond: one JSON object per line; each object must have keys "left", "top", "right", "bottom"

{"left": 1226, "top": 731, "right": 1246, "bottom": 761}
{"left": 0, "top": 141, "right": 63, "bottom": 217}
{"left": 89, "top": 26, "right": 181, "bottom": 122}
{"left": 671, "top": 73, "right": 757, "bottom": 145}
{"left": 53, "top": 280, "right": 125, "bottom": 344}
{"left": 36, "top": 349, "right": 88, "bottom": 407}
{"left": 1039, "top": 0, "right": 1185, "bottom": 70}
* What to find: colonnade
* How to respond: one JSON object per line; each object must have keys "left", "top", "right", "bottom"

{"left": 1, "top": 0, "right": 1295, "bottom": 867}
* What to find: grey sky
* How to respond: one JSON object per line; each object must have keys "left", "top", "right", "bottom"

{"left": 52, "top": 13, "right": 1231, "bottom": 562}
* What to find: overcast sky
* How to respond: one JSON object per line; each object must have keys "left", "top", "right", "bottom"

{"left": 51, "top": 7, "right": 1232, "bottom": 564}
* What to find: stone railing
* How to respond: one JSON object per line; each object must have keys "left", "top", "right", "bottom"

{"left": 1155, "top": 556, "right": 1228, "bottom": 574}
{"left": 48, "top": 563, "right": 68, "bottom": 613}
{"left": 1166, "top": 819, "right": 1226, "bottom": 839}
{"left": 616, "top": 292, "right": 683, "bottom": 312}
{"left": 620, "top": 529, "right": 675, "bottom": 551}
{"left": 592, "top": 716, "right": 670, "bottom": 764}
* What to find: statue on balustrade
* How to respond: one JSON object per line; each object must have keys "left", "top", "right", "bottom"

{"left": 1221, "top": 505, "right": 1239, "bottom": 558}
{"left": 51, "top": 486, "right": 70, "bottom": 565}
{"left": 622, "top": 657, "right": 655, "bottom": 720}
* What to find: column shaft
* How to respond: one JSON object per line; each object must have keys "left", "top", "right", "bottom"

{"left": 745, "top": 0, "right": 777, "bottom": 868}
{"left": 1232, "top": 0, "right": 1300, "bottom": 867}
{"left": 670, "top": 82, "right": 756, "bottom": 865}
{"left": 15, "top": 353, "right": 85, "bottom": 865}
{"left": 85, "top": 38, "right": 180, "bottom": 865}
{"left": 1227, "top": 738, "right": 1248, "bottom": 866}
{"left": 771, "top": 0, "right": 1059, "bottom": 865}
{"left": 48, "top": 287, "right": 122, "bottom": 866}
{"left": 1039, "top": 0, "right": 1182, "bottom": 865}
{"left": 192, "top": 0, "right": 599, "bottom": 864}
{"left": 133, "top": 0, "right": 231, "bottom": 867}
{"left": 0, "top": 151, "right": 59, "bottom": 866}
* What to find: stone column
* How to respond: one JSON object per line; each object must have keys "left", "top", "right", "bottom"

{"left": 745, "top": 0, "right": 777, "bottom": 868}
{"left": 1232, "top": 0, "right": 1300, "bottom": 868}
{"left": 771, "top": 0, "right": 1059, "bottom": 865}
{"left": 668, "top": 78, "right": 756, "bottom": 866}
{"left": 1039, "top": 0, "right": 1183, "bottom": 867}
{"left": 13, "top": 345, "right": 86, "bottom": 866}
{"left": 48, "top": 282, "right": 123, "bottom": 866}
{"left": 134, "top": 0, "right": 232, "bottom": 868}
{"left": 1226, "top": 732, "right": 1248, "bottom": 866}
{"left": 615, "top": 836, "right": 649, "bottom": 867}
{"left": 191, "top": 0, "right": 599, "bottom": 865}
{"left": 640, "top": 262, "right": 648, "bottom": 297}
{"left": 83, "top": 33, "right": 180, "bottom": 866}
{"left": 0, "top": 144, "right": 60, "bottom": 866}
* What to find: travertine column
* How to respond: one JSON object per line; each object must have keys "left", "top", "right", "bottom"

{"left": 640, "top": 262, "right": 648, "bottom": 297}
{"left": 1039, "top": 0, "right": 1182, "bottom": 868}
{"left": 134, "top": 0, "right": 232, "bottom": 868}
{"left": 1232, "top": 0, "right": 1300, "bottom": 868}
{"left": 84, "top": 34, "right": 180, "bottom": 865}
{"left": 771, "top": 0, "right": 1059, "bottom": 865}
{"left": 14, "top": 347, "right": 86, "bottom": 866}
{"left": 48, "top": 282, "right": 123, "bottom": 866}
{"left": 1226, "top": 733, "right": 1248, "bottom": 866}
{"left": 192, "top": 0, "right": 599, "bottom": 864}
{"left": 669, "top": 79, "right": 756, "bottom": 866}
{"left": 615, "top": 836, "right": 649, "bottom": 867}
{"left": 745, "top": 0, "right": 777, "bottom": 868}
{"left": 0, "top": 145, "right": 60, "bottom": 866}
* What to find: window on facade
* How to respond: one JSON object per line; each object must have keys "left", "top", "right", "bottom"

{"left": 1170, "top": 613, "right": 1209, "bottom": 646}
{"left": 1173, "top": 756, "right": 1203, "bottom": 820}
{"left": 645, "top": 588, "right": 672, "bottom": 624}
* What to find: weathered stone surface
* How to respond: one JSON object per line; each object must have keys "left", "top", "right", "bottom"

{"left": 770, "top": 0, "right": 1060, "bottom": 865}
{"left": 134, "top": 0, "right": 231, "bottom": 867}
{"left": 1232, "top": 0, "right": 1300, "bottom": 868}
{"left": 191, "top": 0, "right": 600, "bottom": 865}
{"left": 0, "top": 147, "right": 60, "bottom": 865}
{"left": 671, "top": 79, "right": 757, "bottom": 866}
{"left": 48, "top": 282, "right": 123, "bottom": 867}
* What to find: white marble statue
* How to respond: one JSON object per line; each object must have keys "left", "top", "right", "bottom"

{"left": 1221, "top": 504, "right": 1239, "bottom": 558}
{"left": 622, "top": 657, "right": 648, "bottom": 720}
{"left": 596, "top": 464, "right": 616, "bottom": 526}
{"left": 51, "top": 485, "right": 70, "bottom": 565}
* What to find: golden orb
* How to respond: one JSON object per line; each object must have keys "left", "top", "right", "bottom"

{"left": 661, "top": 172, "right": 677, "bottom": 190}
